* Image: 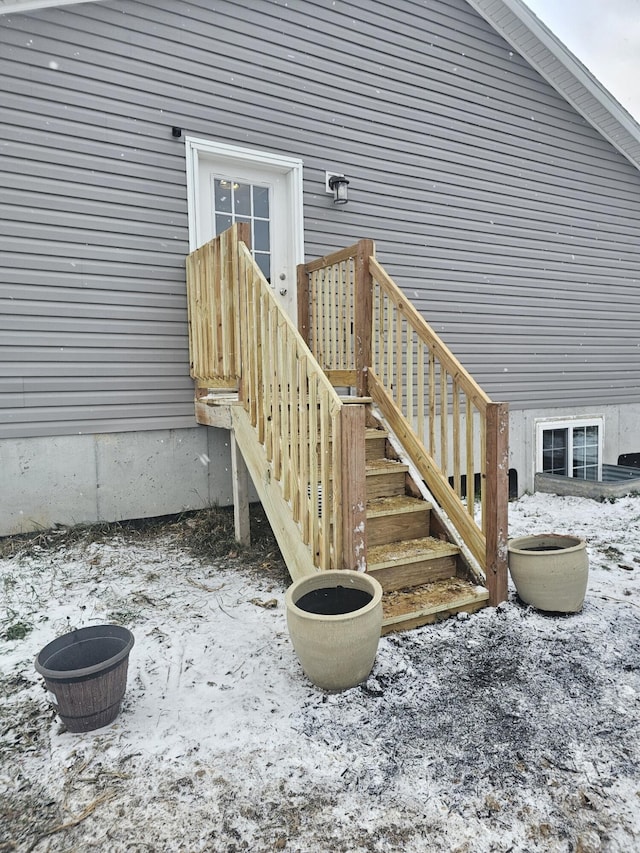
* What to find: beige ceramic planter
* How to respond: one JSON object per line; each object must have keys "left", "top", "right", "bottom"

{"left": 285, "top": 570, "right": 383, "bottom": 691}
{"left": 508, "top": 533, "right": 588, "bottom": 613}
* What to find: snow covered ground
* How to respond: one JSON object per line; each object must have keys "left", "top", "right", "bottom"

{"left": 1, "top": 492, "right": 640, "bottom": 852}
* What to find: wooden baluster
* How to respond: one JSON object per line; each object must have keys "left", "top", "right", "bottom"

{"left": 453, "top": 380, "right": 461, "bottom": 497}
{"left": 234, "top": 224, "right": 250, "bottom": 380}
{"left": 480, "top": 408, "right": 487, "bottom": 533}
{"left": 440, "top": 368, "right": 448, "bottom": 477}
{"left": 269, "top": 301, "right": 279, "bottom": 471}
{"left": 396, "top": 310, "right": 403, "bottom": 410}
{"left": 258, "top": 284, "right": 272, "bottom": 446}
{"left": 322, "top": 267, "right": 330, "bottom": 369}
{"left": 337, "top": 261, "right": 345, "bottom": 371}
{"left": 290, "top": 339, "right": 300, "bottom": 522}
{"left": 219, "top": 230, "right": 230, "bottom": 378}
{"left": 213, "top": 237, "right": 223, "bottom": 378}
{"left": 309, "top": 377, "right": 320, "bottom": 563}
{"left": 277, "top": 315, "right": 288, "bottom": 489}
{"left": 319, "top": 387, "right": 331, "bottom": 568}
{"left": 371, "top": 280, "right": 378, "bottom": 377}
{"left": 417, "top": 338, "right": 425, "bottom": 446}
{"left": 466, "top": 395, "right": 475, "bottom": 516}
{"left": 406, "top": 329, "right": 414, "bottom": 431}
{"left": 428, "top": 350, "right": 436, "bottom": 456}
{"left": 388, "top": 301, "right": 395, "bottom": 399}
{"left": 299, "top": 359, "right": 311, "bottom": 544}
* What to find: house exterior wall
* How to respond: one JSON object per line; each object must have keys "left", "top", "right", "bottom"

{"left": 0, "top": 427, "right": 244, "bottom": 535}
{"left": 1, "top": 0, "right": 640, "bottom": 531}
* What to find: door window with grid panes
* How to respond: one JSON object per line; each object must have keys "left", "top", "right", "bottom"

{"left": 212, "top": 178, "right": 271, "bottom": 282}
{"left": 189, "top": 140, "right": 303, "bottom": 320}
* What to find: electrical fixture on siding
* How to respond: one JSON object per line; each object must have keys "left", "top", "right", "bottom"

{"left": 325, "top": 171, "right": 349, "bottom": 205}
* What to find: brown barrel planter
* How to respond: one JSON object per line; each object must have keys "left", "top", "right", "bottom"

{"left": 35, "top": 624, "right": 134, "bottom": 732}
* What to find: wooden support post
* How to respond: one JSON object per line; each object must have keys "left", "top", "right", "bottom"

{"left": 231, "top": 431, "right": 251, "bottom": 547}
{"left": 340, "top": 403, "right": 367, "bottom": 571}
{"left": 297, "top": 261, "right": 310, "bottom": 345}
{"left": 485, "top": 402, "right": 509, "bottom": 606}
{"left": 354, "top": 239, "right": 375, "bottom": 397}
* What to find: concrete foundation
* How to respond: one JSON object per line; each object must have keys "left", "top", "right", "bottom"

{"left": 2, "top": 401, "right": 639, "bottom": 536}
{"left": 0, "top": 426, "right": 253, "bottom": 536}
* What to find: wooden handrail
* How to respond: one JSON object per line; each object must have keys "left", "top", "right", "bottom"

{"left": 187, "top": 226, "right": 367, "bottom": 574}
{"left": 368, "top": 256, "right": 508, "bottom": 604}
{"left": 298, "top": 240, "right": 508, "bottom": 605}
{"left": 238, "top": 240, "right": 345, "bottom": 569}
{"left": 369, "top": 257, "right": 490, "bottom": 411}
{"left": 188, "top": 227, "right": 507, "bottom": 602}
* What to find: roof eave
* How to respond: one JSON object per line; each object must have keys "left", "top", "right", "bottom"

{"left": 466, "top": 0, "right": 640, "bottom": 173}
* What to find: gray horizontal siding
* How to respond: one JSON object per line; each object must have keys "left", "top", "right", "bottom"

{"left": 1, "top": 0, "right": 640, "bottom": 440}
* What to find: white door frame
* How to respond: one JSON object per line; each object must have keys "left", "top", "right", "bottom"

{"left": 185, "top": 136, "right": 304, "bottom": 264}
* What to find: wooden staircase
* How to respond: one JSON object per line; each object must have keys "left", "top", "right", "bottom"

{"left": 186, "top": 226, "right": 509, "bottom": 635}
{"left": 340, "top": 409, "right": 488, "bottom": 633}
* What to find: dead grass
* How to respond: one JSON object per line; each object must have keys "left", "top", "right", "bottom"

{"left": 0, "top": 504, "right": 289, "bottom": 585}
{"left": 179, "top": 503, "right": 288, "bottom": 584}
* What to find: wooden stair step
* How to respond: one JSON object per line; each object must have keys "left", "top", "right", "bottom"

{"left": 365, "top": 427, "right": 389, "bottom": 461}
{"left": 366, "top": 495, "right": 431, "bottom": 546}
{"left": 367, "top": 536, "right": 459, "bottom": 591}
{"left": 364, "top": 458, "right": 409, "bottom": 499}
{"left": 381, "top": 578, "right": 489, "bottom": 634}
{"left": 319, "top": 427, "right": 388, "bottom": 459}
{"left": 316, "top": 458, "right": 408, "bottom": 506}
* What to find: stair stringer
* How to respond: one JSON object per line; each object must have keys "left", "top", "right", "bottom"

{"left": 371, "top": 407, "right": 486, "bottom": 590}
{"left": 231, "top": 405, "right": 318, "bottom": 582}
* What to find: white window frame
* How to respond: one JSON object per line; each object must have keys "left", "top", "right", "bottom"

{"left": 184, "top": 136, "right": 304, "bottom": 264}
{"left": 535, "top": 416, "right": 604, "bottom": 481}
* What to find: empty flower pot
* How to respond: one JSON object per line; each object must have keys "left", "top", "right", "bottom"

{"left": 35, "top": 624, "right": 135, "bottom": 732}
{"left": 508, "top": 534, "right": 588, "bottom": 613}
{"left": 285, "top": 570, "right": 383, "bottom": 691}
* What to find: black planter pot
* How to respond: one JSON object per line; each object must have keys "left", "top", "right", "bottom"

{"left": 35, "top": 624, "right": 135, "bottom": 733}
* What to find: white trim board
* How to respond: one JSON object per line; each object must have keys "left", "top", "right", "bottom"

{"left": 0, "top": 0, "right": 103, "bottom": 12}
{"left": 184, "top": 136, "right": 304, "bottom": 261}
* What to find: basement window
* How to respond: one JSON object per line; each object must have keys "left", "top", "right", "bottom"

{"left": 535, "top": 417, "right": 603, "bottom": 481}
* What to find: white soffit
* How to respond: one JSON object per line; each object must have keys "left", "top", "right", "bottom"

{"left": 0, "top": 0, "right": 103, "bottom": 13}
{"left": 467, "top": 0, "right": 640, "bottom": 172}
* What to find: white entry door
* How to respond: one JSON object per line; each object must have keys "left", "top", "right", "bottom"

{"left": 187, "top": 138, "right": 304, "bottom": 319}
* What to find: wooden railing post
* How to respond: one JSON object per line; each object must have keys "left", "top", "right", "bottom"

{"left": 297, "top": 261, "right": 311, "bottom": 346}
{"left": 340, "top": 403, "right": 367, "bottom": 571}
{"left": 230, "top": 432, "right": 251, "bottom": 546}
{"left": 485, "top": 402, "right": 509, "bottom": 605}
{"left": 354, "top": 239, "right": 375, "bottom": 397}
